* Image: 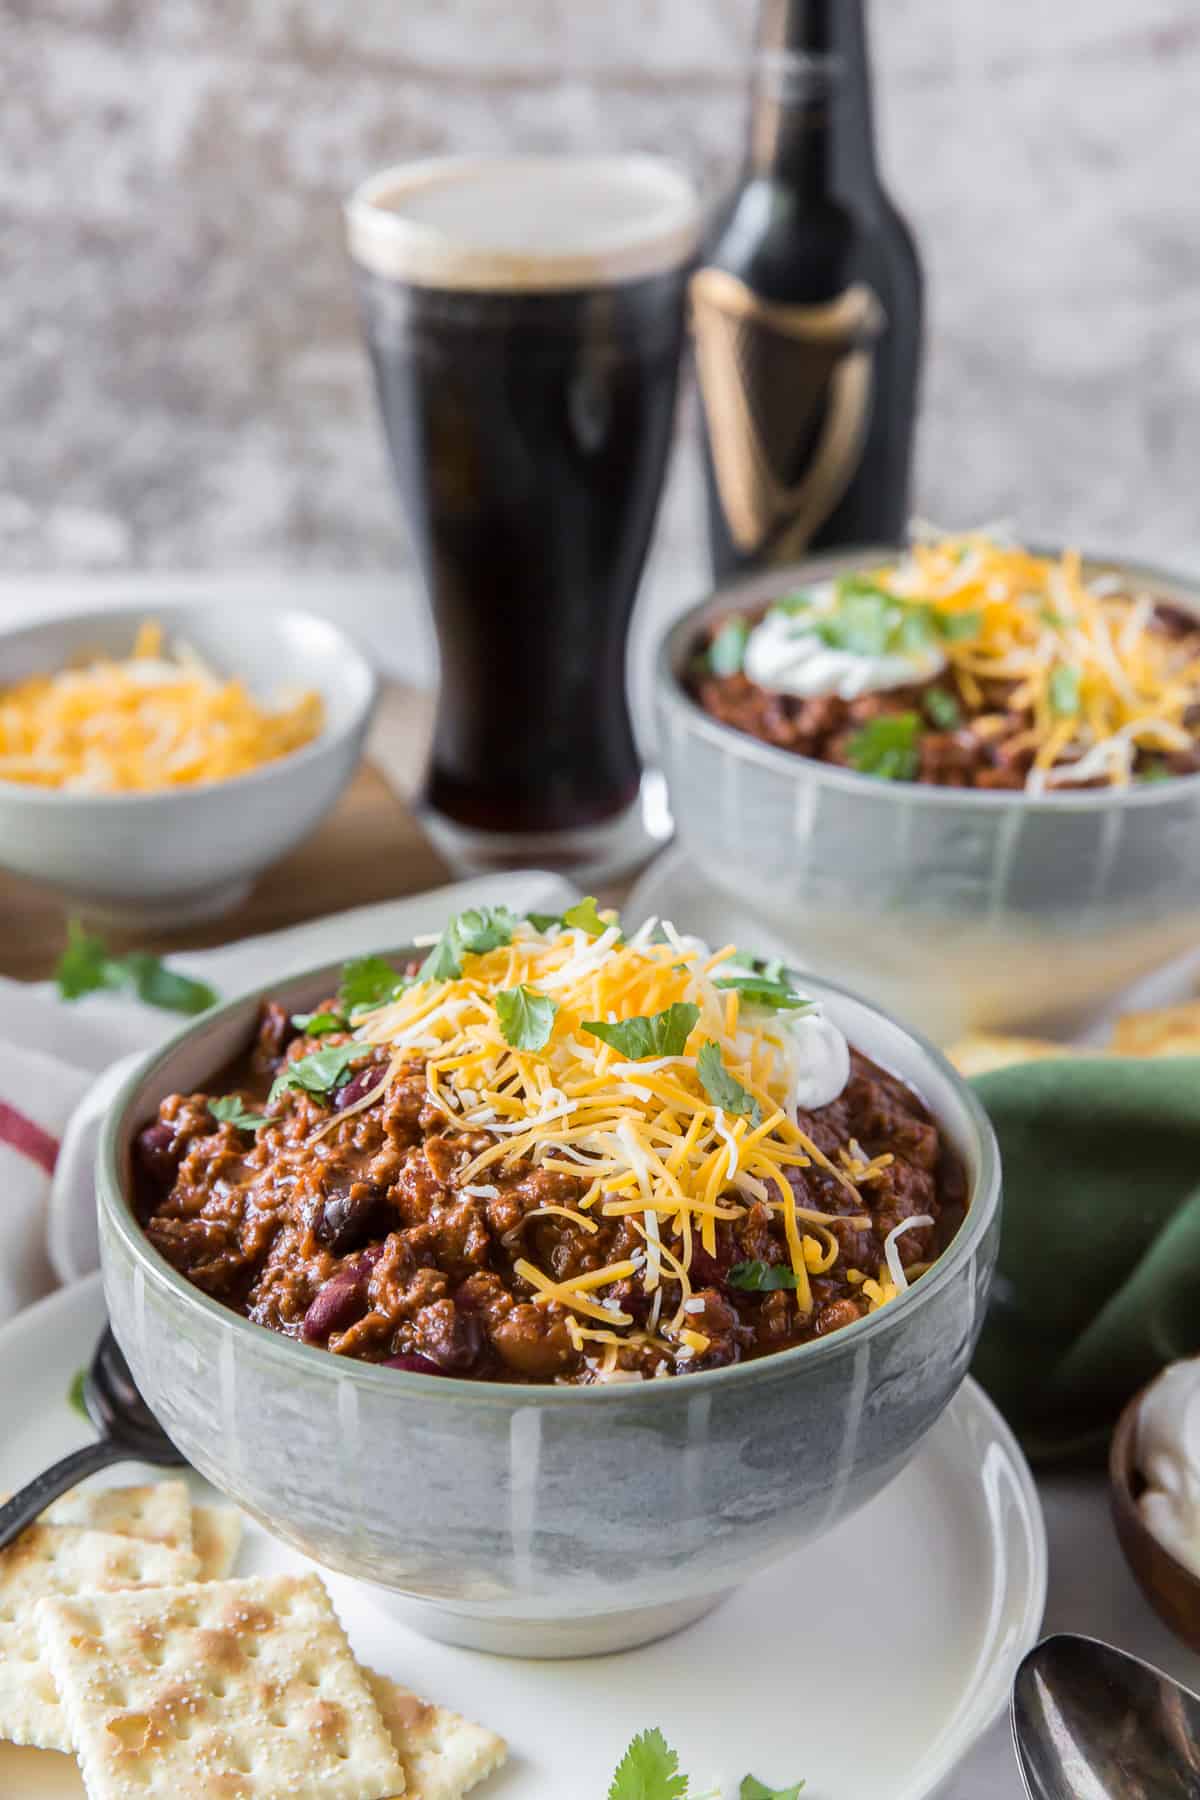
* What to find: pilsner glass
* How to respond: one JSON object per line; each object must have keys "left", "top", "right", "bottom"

{"left": 346, "top": 154, "right": 700, "bottom": 877}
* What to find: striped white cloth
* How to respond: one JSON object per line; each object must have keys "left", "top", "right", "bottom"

{"left": 0, "top": 873, "right": 574, "bottom": 1323}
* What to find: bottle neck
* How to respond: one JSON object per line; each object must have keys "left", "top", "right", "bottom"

{"left": 748, "top": 0, "right": 879, "bottom": 199}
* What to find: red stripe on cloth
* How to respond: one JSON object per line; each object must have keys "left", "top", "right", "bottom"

{"left": 0, "top": 1101, "right": 59, "bottom": 1176}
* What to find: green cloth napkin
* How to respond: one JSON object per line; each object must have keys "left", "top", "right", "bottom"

{"left": 968, "top": 1056, "right": 1200, "bottom": 1464}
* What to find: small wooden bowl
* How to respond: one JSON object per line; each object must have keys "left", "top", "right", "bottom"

{"left": 1110, "top": 1371, "right": 1200, "bottom": 1654}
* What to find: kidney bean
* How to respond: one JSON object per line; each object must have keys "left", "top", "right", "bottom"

{"left": 135, "top": 1121, "right": 178, "bottom": 1186}
{"left": 314, "top": 1182, "right": 388, "bottom": 1255}
{"left": 412, "top": 1300, "right": 484, "bottom": 1374}
{"left": 332, "top": 1065, "right": 384, "bottom": 1111}
{"left": 301, "top": 1268, "right": 368, "bottom": 1343}
{"left": 383, "top": 1352, "right": 446, "bottom": 1377}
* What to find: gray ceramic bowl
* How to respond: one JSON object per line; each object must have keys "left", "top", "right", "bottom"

{"left": 657, "top": 549, "right": 1200, "bottom": 1042}
{"left": 97, "top": 949, "right": 1001, "bottom": 1657}
{"left": 0, "top": 604, "right": 377, "bottom": 926}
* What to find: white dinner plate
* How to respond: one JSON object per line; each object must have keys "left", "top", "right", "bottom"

{"left": 0, "top": 1274, "right": 1045, "bottom": 1799}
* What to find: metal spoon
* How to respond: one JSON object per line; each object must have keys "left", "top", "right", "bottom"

{"left": 1013, "top": 1633, "right": 1200, "bottom": 1799}
{"left": 0, "top": 1325, "right": 184, "bottom": 1552}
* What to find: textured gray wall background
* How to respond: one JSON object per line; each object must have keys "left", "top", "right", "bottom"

{"left": 3, "top": 0, "right": 1199, "bottom": 581}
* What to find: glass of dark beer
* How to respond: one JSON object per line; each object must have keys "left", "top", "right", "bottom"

{"left": 346, "top": 154, "right": 700, "bottom": 876}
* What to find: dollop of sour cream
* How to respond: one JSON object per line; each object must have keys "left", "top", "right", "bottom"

{"left": 743, "top": 584, "right": 947, "bottom": 701}
{"left": 774, "top": 1005, "right": 851, "bottom": 1112}
{"left": 1135, "top": 1359, "right": 1200, "bottom": 1579}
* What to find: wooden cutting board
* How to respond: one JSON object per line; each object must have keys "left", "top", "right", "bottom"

{"left": 0, "top": 683, "right": 449, "bottom": 982}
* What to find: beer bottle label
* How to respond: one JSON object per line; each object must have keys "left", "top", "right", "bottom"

{"left": 691, "top": 266, "right": 885, "bottom": 562}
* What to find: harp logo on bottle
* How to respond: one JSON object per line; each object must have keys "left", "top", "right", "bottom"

{"left": 691, "top": 267, "right": 885, "bottom": 565}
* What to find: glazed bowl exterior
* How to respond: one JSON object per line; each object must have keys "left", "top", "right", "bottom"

{"left": 98, "top": 950, "right": 1000, "bottom": 1658}
{"left": 657, "top": 550, "right": 1200, "bottom": 1042}
{"left": 0, "top": 604, "right": 377, "bottom": 926}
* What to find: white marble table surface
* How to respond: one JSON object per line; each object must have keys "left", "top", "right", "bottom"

{"left": 4, "top": 572, "right": 1199, "bottom": 1796}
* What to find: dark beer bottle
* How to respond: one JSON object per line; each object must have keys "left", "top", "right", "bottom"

{"left": 692, "top": 0, "right": 923, "bottom": 577}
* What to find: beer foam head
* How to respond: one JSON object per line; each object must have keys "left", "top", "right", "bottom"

{"left": 346, "top": 153, "right": 701, "bottom": 292}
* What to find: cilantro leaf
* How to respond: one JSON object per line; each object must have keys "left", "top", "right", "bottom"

{"left": 526, "top": 911, "right": 563, "bottom": 932}
{"left": 583, "top": 1002, "right": 699, "bottom": 1061}
{"left": 339, "top": 955, "right": 409, "bottom": 1016}
{"left": 267, "top": 1043, "right": 367, "bottom": 1108}
{"left": 937, "top": 609, "right": 981, "bottom": 643}
{"left": 728, "top": 1260, "right": 801, "bottom": 1292}
{"left": 208, "top": 1095, "right": 269, "bottom": 1133}
{"left": 495, "top": 985, "right": 558, "bottom": 1052}
{"left": 420, "top": 930, "right": 463, "bottom": 982}
{"left": 709, "top": 616, "right": 749, "bottom": 677}
{"left": 923, "top": 687, "right": 961, "bottom": 730}
{"left": 714, "top": 973, "right": 811, "bottom": 1013}
{"left": 67, "top": 1368, "right": 88, "bottom": 1421}
{"left": 291, "top": 1009, "right": 345, "bottom": 1036}
{"left": 419, "top": 905, "right": 518, "bottom": 982}
{"left": 771, "top": 589, "right": 817, "bottom": 616}
{"left": 455, "top": 905, "right": 518, "bottom": 954}
{"left": 55, "top": 922, "right": 217, "bottom": 1016}
{"left": 741, "top": 1778, "right": 805, "bottom": 1799}
{"left": 607, "top": 1729, "right": 688, "bottom": 1800}
{"left": 561, "top": 895, "right": 613, "bottom": 938}
{"left": 1049, "top": 665, "right": 1081, "bottom": 717}
{"left": 845, "top": 712, "right": 922, "bottom": 781}
{"left": 696, "top": 1042, "right": 762, "bottom": 1124}
{"left": 1138, "top": 761, "right": 1172, "bottom": 784}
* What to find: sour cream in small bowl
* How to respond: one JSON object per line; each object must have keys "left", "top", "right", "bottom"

{"left": 1110, "top": 1358, "right": 1200, "bottom": 1654}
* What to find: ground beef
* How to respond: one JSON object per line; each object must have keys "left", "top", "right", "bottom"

{"left": 135, "top": 1001, "right": 964, "bottom": 1386}
{"left": 691, "top": 605, "right": 1200, "bottom": 788}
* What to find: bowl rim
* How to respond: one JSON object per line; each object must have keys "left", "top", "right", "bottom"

{"left": 656, "top": 543, "right": 1200, "bottom": 815}
{"left": 97, "top": 942, "right": 1002, "bottom": 1410}
{"left": 0, "top": 601, "right": 379, "bottom": 809}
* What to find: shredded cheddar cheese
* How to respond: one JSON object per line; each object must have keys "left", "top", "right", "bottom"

{"left": 349, "top": 913, "right": 875, "bottom": 1369}
{"left": 875, "top": 530, "right": 1200, "bottom": 787}
{"left": 0, "top": 621, "right": 324, "bottom": 792}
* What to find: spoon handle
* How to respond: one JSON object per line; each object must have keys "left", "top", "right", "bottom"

{"left": 0, "top": 1438, "right": 129, "bottom": 1552}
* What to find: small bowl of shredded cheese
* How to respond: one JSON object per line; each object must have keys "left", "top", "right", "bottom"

{"left": 0, "top": 604, "right": 376, "bottom": 924}
{"left": 0, "top": 620, "right": 325, "bottom": 795}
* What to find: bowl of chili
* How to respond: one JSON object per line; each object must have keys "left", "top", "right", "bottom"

{"left": 96, "top": 911, "right": 1000, "bottom": 1657}
{"left": 657, "top": 535, "right": 1200, "bottom": 1041}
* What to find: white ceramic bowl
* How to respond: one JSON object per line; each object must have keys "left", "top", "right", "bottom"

{"left": 657, "top": 549, "right": 1200, "bottom": 1041}
{"left": 0, "top": 604, "right": 377, "bottom": 925}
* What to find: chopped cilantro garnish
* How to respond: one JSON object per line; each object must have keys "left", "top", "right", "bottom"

{"left": 1049, "top": 666, "right": 1081, "bottom": 717}
{"left": 583, "top": 1002, "right": 699, "bottom": 1061}
{"left": 937, "top": 609, "right": 981, "bottom": 642}
{"left": 714, "top": 973, "right": 811, "bottom": 1013}
{"left": 67, "top": 1368, "right": 89, "bottom": 1420}
{"left": 561, "top": 895, "right": 613, "bottom": 938}
{"left": 526, "top": 911, "right": 564, "bottom": 933}
{"left": 728, "top": 1261, "right": 801, "bottom": 1292}
{"left": 1138, "top": 761, "right": 1172, "bottom": 784}
{"left": 495, "top": 985, "right": 558, "bottom": 1052}
{"left": 923, "top": 687, "right": 961, "bottom": 730}
{"left": 845, "top": 712, "right": 922, "bottom": 781}
{"left": 267, "top": 1042, "right": 367, "bottom": 1108}
{"left": 419, "top": 905, "right": 519, "bottom": 982}
{"left": 607, "top": 1730, "right": 688, "bottom": 1800}
{"left": 771, "top": 589, "right": 817, "bottom": 616}
{"left": 605, "top": 1729, "right": 803, "bottom": 1798}
{"left": 708, "top": 616, "right": 749, "bottom": 677}
{"left": 291, "top": 1009, "right": 345, "bottom": 1036}
{"left": 339, "top": 955, "right": 410, "bottom": 1016}
{"left": 55, "top": 922, "right": 217, "bottom": 1016}
{"left": 696, "top": 1042, "right": 762, "bottom": 1124}
{"left": 208, "top": 1095, "right": 269, "bottom": 1133}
